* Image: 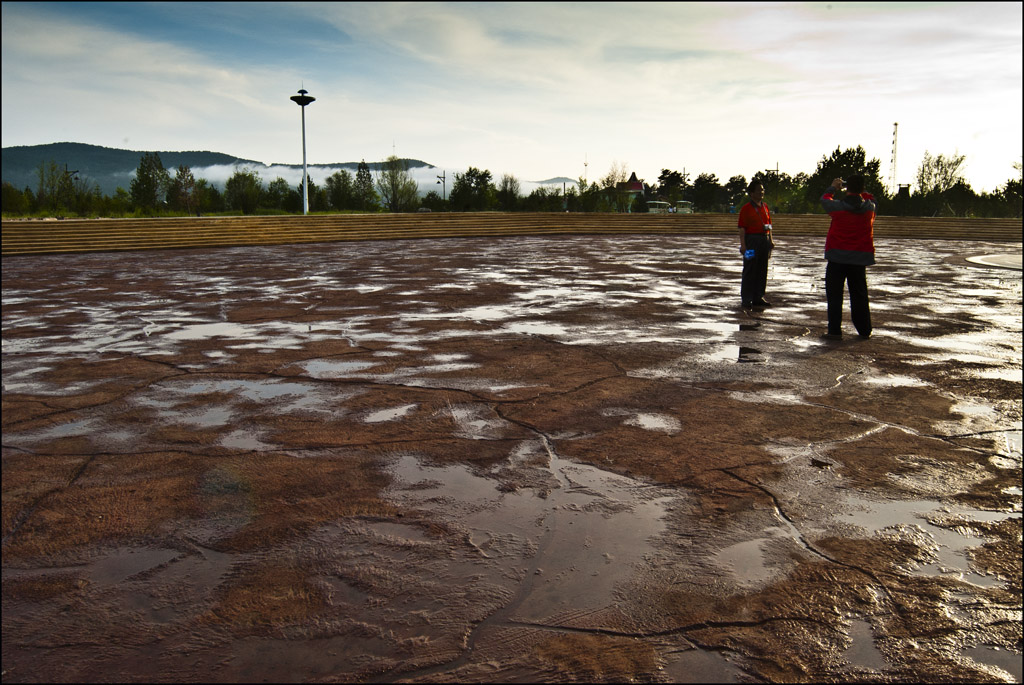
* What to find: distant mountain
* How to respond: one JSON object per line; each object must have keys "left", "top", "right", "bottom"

{"left": 1, "top": 142, "right": 434, "bottom": 196}
{"left": 534, "top": 176, "right": 577, "bottom": 185}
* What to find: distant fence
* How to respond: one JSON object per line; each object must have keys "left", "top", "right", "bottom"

{"left": 2, "top": 213, "right": 1020, "bottom": 256}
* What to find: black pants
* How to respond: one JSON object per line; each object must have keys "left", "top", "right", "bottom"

{"left": 825, "top": 261, "right": 871, "bottom": 336}
{"left": 740, "top": 234, "right": 772, "bottom": 305}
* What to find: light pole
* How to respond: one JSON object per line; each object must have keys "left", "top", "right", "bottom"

{"left": 290, "top": 88, "right": 315, "bottom": 215}
{"left": 436, "top": 170, "right": 446, "bottom": 203}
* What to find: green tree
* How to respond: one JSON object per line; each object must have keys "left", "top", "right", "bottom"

{"left": 915, "top": 151, "right": 967, "bottom": 196}
{"left": 324, "top": 170, "right": 355, "bottom": 211}
{"left": 691, "top": 173, "right": 722, "bottom": 212}
{"left": 167, "top": 165, "right": 197, "bottom": 215}
{"left": 34, "top": 160, "right": 77, "bottom": 213}
{"left": 600, "top": 161, "right": 629, "bottom": 190}
{"left": 724, "top": 175, "right": 748, "bottom": 211}
{"left": 805, "top": 146, "right": 886, "bottom": 207}
{"left": 376, "top": 156, "right": 420, "bottom": 212}
{"left": 913, "top": 151, "right": 971, "bottom": 216}
{"left": 106, "top": 187, "right": 131, "bottom": 216}
{"left": 70, "top": 176, "right": 103, "bottom": 217}
{"left": 574, "top": 177, "right": 601, "bottom": 212}
{"left": 521, "top": 185, "right": 563, "bottom": 212}
{"left": 751, "top": 170, "right": 811, "bottom": 213}
{"left": 129, "top": 152, "right": 171, "bottom": 213}
{"left": 354, "top": 160, "right": 378, "bottom": 211}
{"left": 224, "top": 168, "right": 263, "bottom": 215}
{"left": 263, "top": 177, "right": 291, "bottom": 211}
{"left": 449, "top": 167, "right": 495, "bottom": 211}
{"left": 295, "top": 175, "right": 325, "bottom": 212}
{"left": 999, "top": 174, "right": 1022, "bottom": 218}
{"left": 497, "top": 173, "right": 521, "bottom": 211}
{"left": 2, "top": 181, "right": 30, "bottom": 215}
{"left": 657, "top": 169, "right": 688, "bottom": 203}
{"left": 420, "top": 190, "right": 447, "bottom": 212}
{"left": 192, "top": 179, "right": 223, "bottom": 215}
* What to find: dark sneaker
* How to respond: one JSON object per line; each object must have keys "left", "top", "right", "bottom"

{"left": 754, "top": 299, "right": 772, "bottom": 307}
{"left": 821, "top": 332, "right": 842, "bottom": 341}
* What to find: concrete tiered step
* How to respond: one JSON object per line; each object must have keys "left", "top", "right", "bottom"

{"left": 2, "top": 213, "right": 1020, "bottom": 256}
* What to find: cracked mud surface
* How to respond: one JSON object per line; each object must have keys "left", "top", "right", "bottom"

{"left": 2, "top": 234, "right": 1021, "bottom": 683}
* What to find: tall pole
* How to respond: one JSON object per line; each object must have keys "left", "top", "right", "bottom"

{"left": 302, "top": 106, "right": 308, "bottom": 214}
{"left": 290, "top": 88, "right": 315, "bottom": 215}
{"left": 890, "top": 122, "right": 899, "bottom": 196}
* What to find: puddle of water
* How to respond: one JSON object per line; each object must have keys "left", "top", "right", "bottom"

{"left": 448, "top": 404, "right": 513, "bottom": 440}
{"left": 969, "top": 367, "right": 1023, "bottom": 383}
{"left": 503, "top": 321, "right": 570, "bottom": 337}
{"left": 603, "top": 409, "right": 681, "bottom": 434}
{"left": 322, "top": 576, "right": 370, "bottom": 606}
{"left": 862, "top": 375, "right": 927, "bottom": 387}
{"left": 165, "top": 322, "right": 254, "bottom": 340}
{"left": 662, "top": 648, "right": 746, "bottom": 683}
{"left": 387, "top": 449, "right": 675, "bottom": 622}
{"left": 180, "top": 406, "right": 235, "bottom": 428}
{"left": 298, "top": 359, "right": 382, "bottom": 378}
{"left": 366, "top": 521, "right": 431, "bottom": 544}
{"left": 624, "top": 412, "right": 682, "bottom": 434}
{"left": 703, "top": 345, "right": 765, "bottom": 364}
{"left": 713, "top": 524, "right": 807, "bottom": 589}
{"left": 17, "top": 418, "right": 98, "bottom": 441}
{"left": 962, "top": 645, "right": 1023, "bottom": 682}
{"left": 842, "top": 617, "right": 888, "bottom": 671}
{"left": 220, "top": 429, "right": 276, "bottom": 451}
{"left": 89, "top": 548, "right": 180, "bottom": 586}
{"left": 715, "top": 537, "right": 775, "bottom": 587}
{"left": 951, "top": 401, "right": 998, "bottom": 417}
{"left": 826, "top": 494, "right": 1021, "bottom": 587}
{"left": 364, "top": 404, "right": 418, "bottom": 423}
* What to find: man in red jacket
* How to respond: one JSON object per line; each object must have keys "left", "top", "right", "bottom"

{"left": 820, "top": 174, "right": 875, "bottom": 340}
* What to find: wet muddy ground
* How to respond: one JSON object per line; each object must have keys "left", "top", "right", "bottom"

{"left": 2, "top": 234, "right": 1021, "bottom": 683}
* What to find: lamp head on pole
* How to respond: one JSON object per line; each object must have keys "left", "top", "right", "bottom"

{"left": 290, "top": 89, "right": 315, "bottom": 107}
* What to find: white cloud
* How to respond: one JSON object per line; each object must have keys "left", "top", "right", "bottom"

{"left": 3, "top": 2, "right": 1021, "bottom": 193}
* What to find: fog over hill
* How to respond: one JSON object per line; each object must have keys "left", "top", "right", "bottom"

{"left": 2, "top": 143, "right": 576, "bottom": 198}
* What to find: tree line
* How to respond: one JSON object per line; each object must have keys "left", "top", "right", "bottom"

{"left": 2, "top": 146, "right": 1020, "bottom": 218}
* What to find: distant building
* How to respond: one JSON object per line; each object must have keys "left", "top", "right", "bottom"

{"left": 616, "top": 172, "right": 645, "bottom": 212}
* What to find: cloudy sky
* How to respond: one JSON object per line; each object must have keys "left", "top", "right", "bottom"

{"left": 2, "top": 1, "right": 1021, "bottom": 193}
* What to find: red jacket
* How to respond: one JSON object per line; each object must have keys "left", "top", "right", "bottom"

{"left": 821, "top": 189, "right": 876, "bottom": 265}
{"left": 738, "top": 201, "right": 771, "bottom": 234}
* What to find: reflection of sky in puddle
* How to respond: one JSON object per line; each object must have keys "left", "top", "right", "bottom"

{"left": 715, "top": 534, "right": 785, "bottom": 588}
{"left": 702, "top": 345, "right": 765, "bottom": 364}
{"left": 603, "top": 409, "right": 681, "bottom": 434}
{"left": 624, "top": 412, "right": 681, "bottom": 433}
{"left": 165, "top": 322, "right": 254, "bottom": 340}
{"left": 127, "top": 378, "right": 350, "bottom": 435}
{"left": 448, "top": 404, "right": 512, "bottom": 440}
{"left": 220, "top": 429, "right": 276, "bottom": 450}
{"left": 962, "top": 645, "right": 1023, "bottom": 682}
{"left": 15, "top": 418, "right": 99, "bottom": 441}
{"left": 662, "top": 648, "right": 746, "bottom": 684}
{"left": 842, "top": 617, "right": 888, "bottom": 672}
{"left": 823, "top": 493, "right": 1021, "bottom": 587}
{"left": 969, "top": 367, "right": 1022, "bottom": 383}
{"left": 364, "top": 404, "right": 418, "bottom": 423}
{"left": 861, "top": 374, "right": 927, "bottom": 387}
{"left": 88, "top": 547, "right": 180, "bottom": 586}
{"left": 388, "top": 450, "right": 676, "bottom": 621}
